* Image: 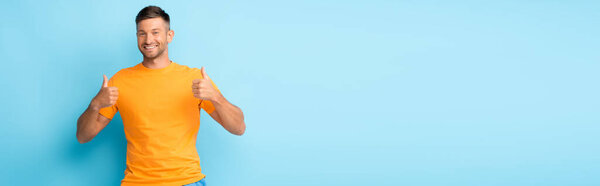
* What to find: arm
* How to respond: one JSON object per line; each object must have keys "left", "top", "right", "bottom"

{"left": 76, "top": 104, "right": 112, "bottom": 143}
{"left": 193, "top": 67, "right": 246, "bottom": 136}
{"left": 208, "top": 95, "right": 246, "bottom": 136}
{"left": 76, "top": 75, "right": 119, "bottom": 143}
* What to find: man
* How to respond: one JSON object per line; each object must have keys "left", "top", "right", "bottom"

{"left": 76, "top": 6, "right": 246, "bottom": 186}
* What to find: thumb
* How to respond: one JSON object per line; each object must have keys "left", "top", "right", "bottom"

{"left": 201, "top": 67, "right": 210, "bottom": 80}
{"left": 102, "top": 75, "right": 108, "bottom": 88}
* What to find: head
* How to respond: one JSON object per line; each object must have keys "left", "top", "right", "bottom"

{"left": 135, "top": 6, "right": 174, "bottom": 60}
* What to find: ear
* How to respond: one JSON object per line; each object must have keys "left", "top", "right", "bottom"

{"left": 167, "top": 29, "right": 174, "bottom": 43}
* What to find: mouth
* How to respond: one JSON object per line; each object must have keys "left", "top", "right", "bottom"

{"left": 143, "top": 44, "right": 158, "bottom": 51}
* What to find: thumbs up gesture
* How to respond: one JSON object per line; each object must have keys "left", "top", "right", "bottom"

{"left": 192, "top": 67, "right": 221, "bottom": 102}
{"left": 92, "top": 75, "right": 119, "bottom": 109}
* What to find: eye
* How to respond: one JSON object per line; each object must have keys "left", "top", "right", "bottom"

{"left": 153, "top": 32, "right": 159, "bottom": 34}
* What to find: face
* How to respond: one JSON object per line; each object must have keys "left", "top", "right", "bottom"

{"left": 136, "top": 18, "right": 173, "bottom": 59}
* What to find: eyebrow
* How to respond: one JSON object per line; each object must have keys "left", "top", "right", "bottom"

{"left": 137, "top": 28, "right": 162, "bottom": 32}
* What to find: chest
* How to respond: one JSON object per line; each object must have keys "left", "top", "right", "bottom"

{"left": 116, "top": 75, "right": 198, "bottom": 113}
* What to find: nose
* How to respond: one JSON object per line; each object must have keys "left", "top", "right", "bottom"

{"left": 144, "top": 35, "right": 152, "bottom": 44}
{"left": 143, "top": 33, "right": 158, "bottom": 45}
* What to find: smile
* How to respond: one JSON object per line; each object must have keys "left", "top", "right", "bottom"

{"left": 143, "top": 45, "right": 157, "bottom": 49}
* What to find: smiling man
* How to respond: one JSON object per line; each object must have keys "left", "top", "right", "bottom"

{"left": 76, "top": 6, "right": 246, "bottom": 186}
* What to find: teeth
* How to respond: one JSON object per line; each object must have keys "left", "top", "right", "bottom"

{"left": 144, "top": 45, "right": 157, "bottom": 49}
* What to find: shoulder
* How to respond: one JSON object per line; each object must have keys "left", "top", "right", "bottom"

{"left": 173, "top": 62, "right": 202, "bottom": 76}
{"left": 113, "top": 65, "right": 135, "bottom": 78}
{"left": 109, "top": 64, "right": 138, "bottom": 84}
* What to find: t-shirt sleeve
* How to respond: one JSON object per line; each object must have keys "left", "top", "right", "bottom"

{"left": 98, "top": 77, "right": 118, "bottom": 119}
{"left": 99, "top": 103, "right": 118, "bottom": 119}
{"left": 199, "top": 80, "right": 220, "bottom": 114}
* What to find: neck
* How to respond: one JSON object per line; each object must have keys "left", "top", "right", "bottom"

{"left": 142, "top": 49, "right": 171, "bottom": 69}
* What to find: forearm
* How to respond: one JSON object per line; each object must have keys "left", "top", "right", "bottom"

{"left": 212, "top": 96, "right": 246, "bottom": 135}
{"left": 76, "top": 101, "right": 102, "bottom": 143}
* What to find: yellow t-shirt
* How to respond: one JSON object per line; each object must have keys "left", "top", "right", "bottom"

{"left": 99, "top": 61, "right": 217, "bottom": 186}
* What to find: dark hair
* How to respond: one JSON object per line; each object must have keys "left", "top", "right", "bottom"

{"left": 135, "top": 6, "right": 170, "bottom": 29}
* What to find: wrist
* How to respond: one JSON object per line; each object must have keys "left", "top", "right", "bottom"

{"left": 89, "top": 99, "right": 101, "bottom": 111}
{"left": 212, "top": 94, "right": 226, "bottom": 107}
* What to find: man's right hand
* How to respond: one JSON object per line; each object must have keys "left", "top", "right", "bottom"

{"left": 91, "top": 75, "right": 119, "bottom": 109}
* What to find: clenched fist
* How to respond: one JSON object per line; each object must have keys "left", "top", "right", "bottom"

{"left": 91, "top": 75, "right": 119, "bottom": 109}
{"left": 192, "top": 67, "right": 221, "bottom": 102}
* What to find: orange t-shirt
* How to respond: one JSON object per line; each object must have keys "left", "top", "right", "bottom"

{"left": 99, "top": 61, "right": 217, "bottom": 186}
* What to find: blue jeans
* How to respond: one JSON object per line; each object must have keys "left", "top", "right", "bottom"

{"left": 183, "top": 178, "right": 206, "bottom": 186}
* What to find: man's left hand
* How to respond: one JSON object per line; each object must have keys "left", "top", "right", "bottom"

{"left": 192, "top": 67, "right": 221, "bottom": 102}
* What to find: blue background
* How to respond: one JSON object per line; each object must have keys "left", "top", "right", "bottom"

{"left": 1, "top": 0, "right": 599, "bottom": 185}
